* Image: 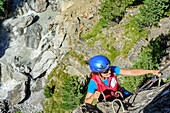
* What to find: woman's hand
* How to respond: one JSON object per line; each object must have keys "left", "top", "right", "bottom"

{"left": 152, "top": 70, "right": 162, "bottom": 76}
{"left": 85, "top": 91, "right": 101, "bottom": 104}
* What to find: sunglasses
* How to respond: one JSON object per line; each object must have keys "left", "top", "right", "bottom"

{"left": 102, "top": 67, "right": 111, "bottom": 74}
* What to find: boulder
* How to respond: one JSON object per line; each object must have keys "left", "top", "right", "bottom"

{"left": 11, "top": 14, "right": 34, "bottom": 28}
{"left": 28, "top": 0, "right": 48, "bottom": 13}
{"left": 66, "top": 55, "right": 90, "bottom": 77}
{"left": 113, "top": 55, "right": 133, "bottom": 69}
{"left": 128, "top": 37, "right": 148, "bottom": 63}
{"left": 8, "top": 83, "right": 26, "bottom": 104}
{"left": 25, "top": 23, "right": 42, "bottom": 49}
{"left": 31, "top": 51, "right": 56, "bottom": 79}
{"left": 58, "top": 0, "right": 74, "bottom": 12}
{"left": 148, "top": 18, "right": 170, "bottom": 41}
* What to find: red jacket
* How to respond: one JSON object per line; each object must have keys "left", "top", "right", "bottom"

{"left": 91, "top": 72, "right": 122, "bottom": 101}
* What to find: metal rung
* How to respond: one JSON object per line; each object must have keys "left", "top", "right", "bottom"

{"left": 112, "top": 99, "right": 125, "bottom": 113}
{"left": 100, "top": 91, "right": 106, "bottom": 102}
{"left": 158, "top": 76, "right": 161, "bottom": 87}
{"left": 115, "top": 91, "right": 124, "bottom": 98}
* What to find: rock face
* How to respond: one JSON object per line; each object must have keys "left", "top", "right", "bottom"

{"left": 73, "top": 83, "right": 170, "bottom": 113}
{"left": 11, "top": 14, "right": 34, "bottom": 28}
{"left": 0, "top": 0, "right": 169, "bottom": 112}
{"left": 127, "top": 83, "right": 170, "bottom": 113}
{"left": 0, "top": 0, "right": 101, "bottom": 112}
{"left": 0, "top": 0, "right": 71, "bottom": 112}
{"left": 28, "top": 0, "right": 48, "bottom": 13}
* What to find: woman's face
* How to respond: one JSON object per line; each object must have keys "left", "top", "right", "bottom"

{"left": 100, "top": 67, "right": 112, "bottom": 78}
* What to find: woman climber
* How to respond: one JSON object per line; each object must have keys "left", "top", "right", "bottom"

{"left": 85, "top": 55, "right": 161, "bottom": 104}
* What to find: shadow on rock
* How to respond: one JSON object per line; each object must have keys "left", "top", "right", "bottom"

{"left": 143, "top": 83, "right": 170, "bottom": 113}
{"left": 0, "top": 21, "right": 10, "bottom": 58}
{"left": 73, "top": 103, "right": 102, "bottom": 113}
{"left": 7, "top": 0, "right": 27, "bottom": 16}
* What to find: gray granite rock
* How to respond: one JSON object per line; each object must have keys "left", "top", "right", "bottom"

{"left": 73, "top": 83, "right": 170, "bottom": 113}
{"left": 11, "top": 14, "right": 34, "bottom": 28}
{"left": 28, "top": 0, "right": 48, "bottom": 13}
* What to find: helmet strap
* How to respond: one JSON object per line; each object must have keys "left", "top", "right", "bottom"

{"left": 100, "top": 73, "right": 106, "bottom": 80}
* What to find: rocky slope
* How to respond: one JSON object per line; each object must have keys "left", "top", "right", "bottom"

{"left": 73, "top": 83, "right": 170, "bottom": 113}
{"left": 0, "top": 0, "right": 169, "bottom": 112}
{"left": 0, "top": 0, "right": 101, "bottom": 112}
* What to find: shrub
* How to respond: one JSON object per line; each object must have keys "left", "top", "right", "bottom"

{"left": 44, "top": 64, "right": 89, "bottom": 112}
{"left": 136, "top": 0, "right": 169, "bottom": 28}
{"left": 132, "top": 34, "right": 166, "bottom": 70}
{"left": 164, "top": 8, "right": 170, "bottom": 16}
{"left": 121, "top": 34, "right": 167, "bottom": 92}
{"left": 43, "top": 65, "right": 70, "bottom": 113}
{"left": 61, "top": 76, "right": 88, "bottom": 111}
{"left": 44, "top": 85, "right": 54, "bottom": 98}
{"left": 121, "top": 16, "right": 149, "bottom": 57}
{"left": 0, "top": 0, "right": 6, "bottom": 15}
{"left": 81, "top": 20, "right": 105, "bottom": 40}
{"left": 98, "top": 0, "right": 135, "bottom": 25}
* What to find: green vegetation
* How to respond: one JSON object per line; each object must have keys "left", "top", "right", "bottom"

{"left": 121, "top": 34, "right": 167, "bottom": 92}
{"left": 44, "top": 85, "right": 54, "bottom": 98}
{"left": 163, "top": 78, "right": 170, "bottom": 84}
{"left": 0, "top": 0, "right": 5, "bottom": 15}
{"left": 164, "top": 8, "right": 170, "bottom": 16}
{"left": 168, "top": 78, "right": 170, "bottom": 82}
{"left": 44, "top": 64, "right": 88, "bottom": 112}
{"left": 135, "top": 0, "right": 169, "bottom": 28}
{"left": 98, "top": 0, "right": 136, "bottom": 25}
{"left": 81, "top": 21, "right": 105, "bottom": 40}
{"left": 81, "top": 20, "right": 122, "bottom": 63}
{"left": 67, "top": 50, "right": 88, "bottom": 66}
{"left": 83, "top": 30, "right": 121, "bottom": 63}
{"left": 44, "top": 0, "right": 169, "bottom": 111}
{"left": 100, "top": 36, "right": 121, "bottom": 64}
{"left": 61, "top": 76, "right": 87, "bottom": 111}
{"left": 81, "top": 0, "right": 169, "bottom": 67}
{"left": 121, "top": 16, "right": 150, "bottom": 57}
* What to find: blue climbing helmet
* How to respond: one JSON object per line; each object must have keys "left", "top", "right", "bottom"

{"left": 89, "top": 55, "right": 111, "bottom": 72}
